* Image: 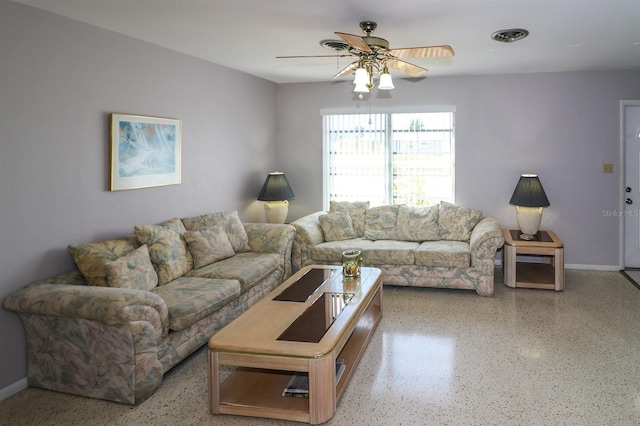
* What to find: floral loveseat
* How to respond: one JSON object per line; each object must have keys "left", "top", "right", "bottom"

{"left": 291, "top": 201, "right": 504, "bottom": 297}
{"left": 4, "top": 211, "right": 295, "bottom": 405}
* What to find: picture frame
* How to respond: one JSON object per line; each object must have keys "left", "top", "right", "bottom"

{"left": 110, "top": 114, "right": 182, "bottom": 191}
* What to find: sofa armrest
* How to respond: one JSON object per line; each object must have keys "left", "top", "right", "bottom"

{"left": 290, "top": 211, "right": 327, "bottom": 272}
{"left": 469, "top": 216, "right": 505, "bottom": 265}
{"left": 4, "top": 280, "right": 169, "bottom": 341}
{"left": 244, "top": 222, "right": 296, "bottom": 278}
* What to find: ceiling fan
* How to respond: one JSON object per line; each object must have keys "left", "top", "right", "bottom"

{"left": 277, "top": 21, "right": 455, "bottom": 94}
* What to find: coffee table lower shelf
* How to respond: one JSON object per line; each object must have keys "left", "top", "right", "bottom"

{"left": 209, "top": 279, "right": 382, "bottom": 424}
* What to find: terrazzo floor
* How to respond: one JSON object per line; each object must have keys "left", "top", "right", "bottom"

{"left": 1, "top": 268, "right": 640, "bottom": 425}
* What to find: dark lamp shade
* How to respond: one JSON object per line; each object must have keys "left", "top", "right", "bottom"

{"left": 509, "top": 174, "right": 550, "bottom": 207}
{"left": 257, "top": 172, "right": 295, "bottom": 201}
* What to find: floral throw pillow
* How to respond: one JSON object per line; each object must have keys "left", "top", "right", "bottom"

{"left": 329, "top": 201, "right": 370, "bottom": 237}
{"left": 68, "top": 234, "right": 141, "bottom": 287}
{"left": 104, "top": 244, "right": 158, "bottom": 291}
{"left": 319, "top": 212, "right": 357, "bottom": 242}
{"left": 364, "top": 205, "right": 400, "bottom": 240}
{"left": 395, "top": 205, "right": 439, "bottom": 242}
{"left": 135, "top": 218, "right": 194, "bottom": 285}
{"left": 183, "top": 226, "right": 236, "bottom": 268}
{"left": 182, "top": 210, "right": 250, "bottom": 253}
{"left": 437, "top": 201, "right": 483, "bottom": 241}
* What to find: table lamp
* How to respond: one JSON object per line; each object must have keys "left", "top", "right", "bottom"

{"left": 257, "top": 172, "right": 295, "bottom": 224}
{"left": 509, "top": 174, "right": 550, "bottom": 240}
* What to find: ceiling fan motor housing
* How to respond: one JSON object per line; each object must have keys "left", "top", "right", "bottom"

{"left": 361, "top": 36, "right": 389, "bottom": 52}
{"left": 357, "top": 21, "right": 389, "bottom": 53}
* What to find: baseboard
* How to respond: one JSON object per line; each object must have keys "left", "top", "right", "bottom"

{"left": 565, "top": 263, "right": 621, "bottom": 271}
{"left": 0, "top": 377, "right": 27, "bottom": 402}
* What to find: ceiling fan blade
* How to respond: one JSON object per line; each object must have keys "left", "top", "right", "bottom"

{"left": 386, "top": 59, "right": 428, "bottom": 77}
{"left": 335, "top": 32, "right": 373, "bottom": 53}
{"left": 389, "top": 45, "right": 455, "bottom": 59}
{"left": 276, "top": 54, "right": 353, "bottom": 59}
{"left": 332, "top": 61, "right": 359, "bottom": 79}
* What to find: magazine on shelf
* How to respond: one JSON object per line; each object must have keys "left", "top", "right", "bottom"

{"left": 282, "top": 359, "right": 346, "bottom": 398}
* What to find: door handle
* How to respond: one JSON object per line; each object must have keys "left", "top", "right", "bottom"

{"left": 626, "top": 187, "right": 632, "bottom": 193}
{"left": 627, "top": 198, "right": 633, "bottom": 205}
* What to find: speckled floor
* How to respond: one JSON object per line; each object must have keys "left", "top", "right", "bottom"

{"left": 2, "top": 268, "right": 640, "bottom": 425}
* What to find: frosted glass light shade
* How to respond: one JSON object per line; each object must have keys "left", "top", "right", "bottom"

{"left": 354, "top": 81, "right": 370, "bottom": 93}
{"left": 378, "top": 72, "right": 394, "bottom": 90}
{"left": 353, "top": 67, "right": 369, "bottom": 85}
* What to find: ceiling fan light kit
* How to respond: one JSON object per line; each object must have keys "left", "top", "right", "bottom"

{"left": 278, "top": 21, "right": 455, "bottom": 98}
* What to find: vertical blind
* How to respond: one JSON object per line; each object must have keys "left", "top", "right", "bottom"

{"left": 323, "top": 111, "right": 454, "bottom": 207}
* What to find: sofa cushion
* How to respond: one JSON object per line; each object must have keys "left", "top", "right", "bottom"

{"left": 396, "top": 205, "right": 439, "bottom": 242}
{"left": 415, "top": 240, "right": 471, "bottom": 267}
{"left": 186, "top": 252, "right": 279, "bottom": 293}
{"left": 152, "top": 277, "right": 240, "bottom": 332}
{"left": 364, "top": 205, "right": 400, "bottom": 240}
{"left": 319, "top": 212, "right": 357, "bottom": 241}
{"left": 183, "top": 226, "right": 235, "bottom": 268}
{"left": 104, "top": 244, "right": 158, "bottom": 291}
{"left": 134, "top": 218, "right": 194, "bottom": 285}
{"left": 68, "top": 234, "right": 141, "bottom": 287}
{"left": 329, "top": 201, "right": 370, "bottom": 237}
{"left": 182, "top": 210, "right": 250, "bottom": 253}
{"left": 363, "top": 240, "right": 419, "bottom": 265}
{"left": 311, "top": 239, "right": 374, "bottom": 263}
{"left": 437, "top": 202, "right": 483, "bottom": 241}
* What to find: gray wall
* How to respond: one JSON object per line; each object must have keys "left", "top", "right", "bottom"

{"left": 277, "top": 72, "right": 640, "bottom": 267}
{"left": 0, "top": 0, "right": 278, "bottom": 392}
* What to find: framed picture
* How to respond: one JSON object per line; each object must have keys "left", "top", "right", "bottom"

{"left": 110, "top": 114, "right": 182, "bottom": 191}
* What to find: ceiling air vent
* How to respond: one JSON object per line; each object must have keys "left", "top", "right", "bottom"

{"left": 491, "top": 29, "right": 529, "bottom": 43}
{"left": 319, "top": 39, "right": 350, "bottom": 52}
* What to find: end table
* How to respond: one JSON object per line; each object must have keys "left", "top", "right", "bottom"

{"left": 502, "top": 229, "right": 564, "bottom": 291}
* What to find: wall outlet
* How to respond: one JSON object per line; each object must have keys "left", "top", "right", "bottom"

{"left": 603, "top": 163, "right": 614, "bottom": 174}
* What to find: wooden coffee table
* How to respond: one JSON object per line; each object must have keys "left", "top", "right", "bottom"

{"left": 208, "top": 265, "right": 383, "bottom": 424}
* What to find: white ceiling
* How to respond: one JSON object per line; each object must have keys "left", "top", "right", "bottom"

{"left": 14, "top": 0, "right": 640, "bottom": 84}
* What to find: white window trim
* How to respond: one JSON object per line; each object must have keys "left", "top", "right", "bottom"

{"left": 322, "top": 108, "right": 456, "bottom": 210}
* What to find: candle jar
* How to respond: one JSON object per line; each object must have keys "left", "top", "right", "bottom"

{"left": 341, "top": 249, "right": 362, "bottom": 279}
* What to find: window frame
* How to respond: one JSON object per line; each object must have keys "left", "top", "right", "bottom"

{"left": 322, "top": 107, "right": 456, "bottom": 210}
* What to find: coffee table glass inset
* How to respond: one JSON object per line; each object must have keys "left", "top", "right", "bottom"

{"left": 273, "top": 267, "right": 334, "bottom": 302}
{"left": 277, "top": 291, "right": 354, "bottom": 343}
{"left": 208, "top": 265, "right": 383, "bottom": 424}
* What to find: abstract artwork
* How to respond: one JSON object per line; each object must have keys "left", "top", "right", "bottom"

{"left": 110, "top": 114, "right": 182, "bottom": 191}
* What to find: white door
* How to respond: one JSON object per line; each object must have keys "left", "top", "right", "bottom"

{"left": 624, "top": 103, "right": 640, "bottom": 268}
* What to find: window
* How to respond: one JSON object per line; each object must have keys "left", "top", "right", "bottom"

{"left": 323, "top": 111, "right": 455, "bottom": 208}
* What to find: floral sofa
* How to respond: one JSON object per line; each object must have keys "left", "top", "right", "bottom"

{"left": 4, "top": 211, "right": 295, "bottom": 405}
{"left": 291, "top": 201, "right": 504, "bottom": 297}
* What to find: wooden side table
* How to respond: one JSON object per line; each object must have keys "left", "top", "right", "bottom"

{"left": 502, "top": 229, "right": 564, "bottom": 291}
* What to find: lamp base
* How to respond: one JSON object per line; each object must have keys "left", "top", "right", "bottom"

{"left": 515, "top": 206, "right": 543, "bottom": 238}
{"left": 264, "top": 201, "right": 289, "bottom": 224}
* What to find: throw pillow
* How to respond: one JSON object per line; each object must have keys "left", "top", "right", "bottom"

{"left": 396, "top": 205, "right": 439, "bottom": 241}
{"left": 181, "top": 210, "right": 250, "bottom": 253}
{"left": 68, "top": 234, "right": 141, "bottom": 287}
{"left": 329, "top": 201, "right": 370, "bottom": 237}
{"left": 319, "top": 212, "right": 357, "bottom": 242}
{"left": 183, "top": 226, "right": 236, "bottom": 268}
{"left": 134, "top": 218, "right": 194, "bottom": 285}
{"left": 437, "top": 201, "right": 483, "bottom": 241}
{"left": 364, "top": 205, "right": 400, "bottom": 240}
{"left": 104, "top": 244, "right": 158, "bottom": 291}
